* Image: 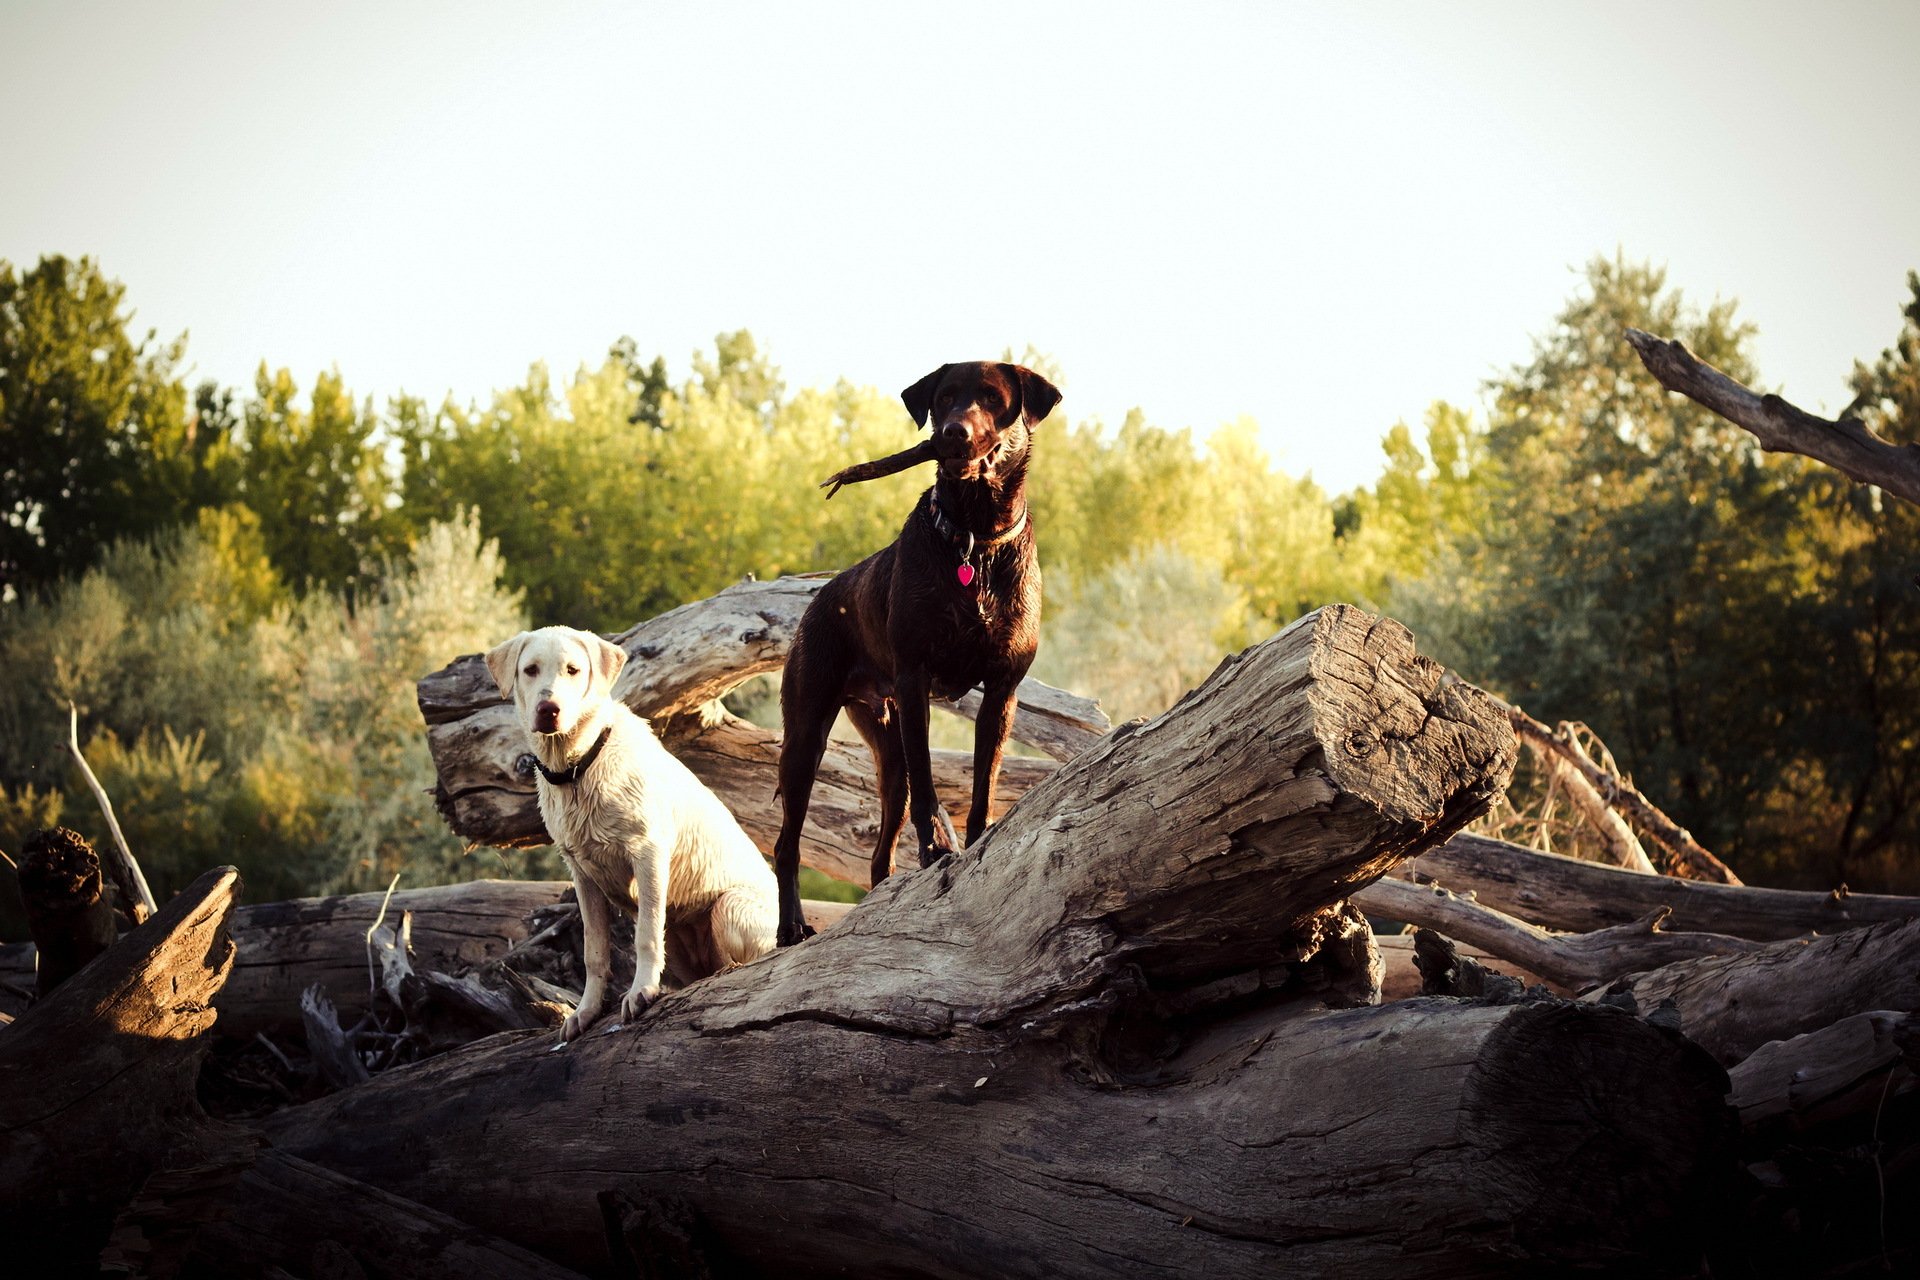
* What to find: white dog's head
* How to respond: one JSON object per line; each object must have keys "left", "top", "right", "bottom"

{"left": 483, "top": 626, "right": 629, "bottom": 739}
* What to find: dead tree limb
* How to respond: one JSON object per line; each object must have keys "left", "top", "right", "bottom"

{"left": 266, "top": 608, "right": 1729, "bottom": 1276}
{"left": 1355, "top": 875, "right": 1763, "bottom": 992}
{"left": 1507, "top": 705, "right": 1739, "bottom": 883}
{"left": 67, "top": 701, "right": 158, "bottom": 923}
{"left": 1397, "top": 833, "right": 1917, "bottom": 940}
{"left": 1626, "top": 325, "right": 1920, "bottom": 507}
{"left": 1587, "top": 917, "right": 1920, "bottom": 1066}
{"left": 1540, "top": 727, "right": 1658, "bottom": 872}
{"left": 0, "top": 865, "right": 251, "bottom": 1270}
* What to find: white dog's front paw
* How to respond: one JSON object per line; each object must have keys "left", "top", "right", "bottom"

{"left": 560, "top": 1000, "right": 605, "bottom": 1043}
{"left": 619, "top": 987, "right": 658, "bottom": 1024}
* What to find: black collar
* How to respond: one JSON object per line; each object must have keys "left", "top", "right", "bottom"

{"left": 927, "top": 489, "right": 1029, "bottom": 559}
{"left": 535, "top": 724, "right": 613, "bottom": 786}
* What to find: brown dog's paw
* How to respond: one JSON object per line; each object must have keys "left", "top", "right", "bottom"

{"left": 776, "top": 919, "right": 817, "bottom": 948}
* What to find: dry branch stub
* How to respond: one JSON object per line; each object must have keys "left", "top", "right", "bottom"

{"left": 263, "top": 608, "right": 1725, "bottom": 1275}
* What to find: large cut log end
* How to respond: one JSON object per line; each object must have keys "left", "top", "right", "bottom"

{"left": 1302, "top": 604, "right": 1518, "bottom": 836}
{"left": 1462, "top": 999, "right": 1736, "bottom": 1267}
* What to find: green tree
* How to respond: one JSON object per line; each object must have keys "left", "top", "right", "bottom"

{"left": 0, "top": 255, "right": 229, "bottom": 594}
{"left": 238, "top": 365, "right": 405, "bottom": 594}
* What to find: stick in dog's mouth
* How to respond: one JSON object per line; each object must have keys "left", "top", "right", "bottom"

{"left": 819, "top": 438, "right": 942, "bottom": 499}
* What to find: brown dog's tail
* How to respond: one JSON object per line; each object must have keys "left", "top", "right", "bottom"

{"left": 819, "top": 438, "right": 940, "bottom": 499}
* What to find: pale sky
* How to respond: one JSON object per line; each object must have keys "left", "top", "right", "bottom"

{"left": 3, "top": 1, "right": 1914, "bottom": 493}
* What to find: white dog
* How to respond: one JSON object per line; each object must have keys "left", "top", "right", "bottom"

{"left": 484, "top": 625, "right": 778, "bottom": 1041}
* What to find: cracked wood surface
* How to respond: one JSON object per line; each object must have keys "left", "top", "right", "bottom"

{"left": 1588, "top": 917, "right": 1920, "bottom": 1066}
{"left": 418, "top": 575, "right": 1110, "bottom": 848}
{"left": 255, "top": 608, "right": 1747, "bottom": 1277}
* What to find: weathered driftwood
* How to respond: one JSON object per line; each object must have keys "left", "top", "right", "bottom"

{"left": 417, "top": 574, "right": 1108, "bottom": 849}
{"left": 16, "top": 825, "right": 119, "bottom": 995}
{"left": 265, "top": 608, "right": 1725, "bottom": 1276}
{"left": 1727, "top": 1010, "right": 1915, "bottom": 1135}
{"left": 1588, "top": 917, "right": 1920, "bottom": 1066}
{"left": 1395, "top": 833, "right": 1919, "bottom": 940}
{"left": 1626, "top": 325, "right": 1920, "bottom": 508}
{"left": 1355, "top": 875, "right": 1764, "bottom": 992}
{"left": 1507, "top": 705, "right": 1739, "bottom": 883}
{"left": 0, "top": 866, "right": 251, "bottom": 1271}
{"left": 1534, "top": 728, "right": 1658, "bottom": 872}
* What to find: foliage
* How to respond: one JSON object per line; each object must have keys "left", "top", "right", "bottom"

{"left": 0, "top": 511, "right": 536, "bottom": 927}
{"left": 0, "top": 255, "right": 222, "bottom": 596}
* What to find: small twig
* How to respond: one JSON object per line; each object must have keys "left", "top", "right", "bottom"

{"left": 253, "top": 1031, "right": 297, "bottom": 1075}
{"left": 0, "top": 848, "right": 17, "bottom": 873}
{"left": 475, "top": 902, "right": 580, "bottom": 973}
{"left": 65, "top": 702, "right": 157, "bottom": 923}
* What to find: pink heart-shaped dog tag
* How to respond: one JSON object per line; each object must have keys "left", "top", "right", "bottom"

{"left": 956, "top": 564, "right": 975, "bottom": 587}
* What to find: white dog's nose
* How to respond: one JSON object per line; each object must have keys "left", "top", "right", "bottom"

{"left": 533, "top": 700, "right": 561, "bottom": 734}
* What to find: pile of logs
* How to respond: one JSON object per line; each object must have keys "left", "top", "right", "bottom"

{"left": 3, "top": 580, "right": 1916, "bottom": 1278}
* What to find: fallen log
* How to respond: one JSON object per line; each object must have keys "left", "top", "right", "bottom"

{"left": 417, "top": 574, "right": 1108, "bottom": 849}
{"left": 1587, "top": 917, "right": 1920, "bottom": 1066}
{"left": 266, "top": 607, "right": 1730, "bottom": 1276}
{"left": 1727, "top": 1010, "right": 1916, "bottom": 1136}
{"left": 0, "top": 865, "right": 252, "bottom": 1271}
{"left": 1396, "top": 833, "right": 1920, "bottom": 940}
{"left": 1355, "top": 875, "right": 1764, "bottom": 992}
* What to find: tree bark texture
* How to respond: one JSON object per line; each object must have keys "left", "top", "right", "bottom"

{"left": 417, "top": 574, "right": 1108, "bottom": 849}
{"left": 1588, "top": 917, "right": 1920, "bottom": 1066}
{"left": 260, "top": 608, "right": 1728, "bottom": 1276}
{"left": 0, "top": 865, "right": 251, "bottom": 1270}
{"left": 1626, "top": 325, "right": 1920, "bottom": 508}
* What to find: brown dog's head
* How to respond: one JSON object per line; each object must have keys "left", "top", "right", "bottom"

{"left": 901, "top": 362, "right": 1061, "bottom": 481}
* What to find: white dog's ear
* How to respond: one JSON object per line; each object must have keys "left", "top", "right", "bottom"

{"left": 590, "top": 634, "right": 628, "bottom": 693}
{"left": 483, "top": 632, "right": 531, "bottom": 701}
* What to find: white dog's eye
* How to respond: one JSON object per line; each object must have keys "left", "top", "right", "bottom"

{"left": 524, "top": 664, "right": 539, "bottom": 677}
{"left": 566, "top": 663, "right": 581, "bottom": 676}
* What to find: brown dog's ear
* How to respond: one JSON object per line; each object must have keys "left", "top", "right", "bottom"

{"left": 587, "top": 632, "right": 628, "bottom": 696}
{"left": 900, "top": 365, "right": 951, "bottom": 430}
{"left": 1005, "top": 364, "right": 1062, "bottom": 425}
{"left": 483, "top": 632, "right": 530, "bottom": 701}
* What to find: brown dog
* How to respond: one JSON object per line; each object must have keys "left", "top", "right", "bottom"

{"left": 771, "top": 361, "right": 1061, "bottom": 945}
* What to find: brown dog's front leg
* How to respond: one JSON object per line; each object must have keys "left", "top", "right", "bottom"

{"left": 966, "top": 676, "right": 1021, "bottom": 847}
{"left": 894, "top": 667, "right": 954, "bottom": 865}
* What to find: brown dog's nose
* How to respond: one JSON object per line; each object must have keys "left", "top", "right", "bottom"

{"left": 940, "top": 421, "right": 971, "bottom": 447}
